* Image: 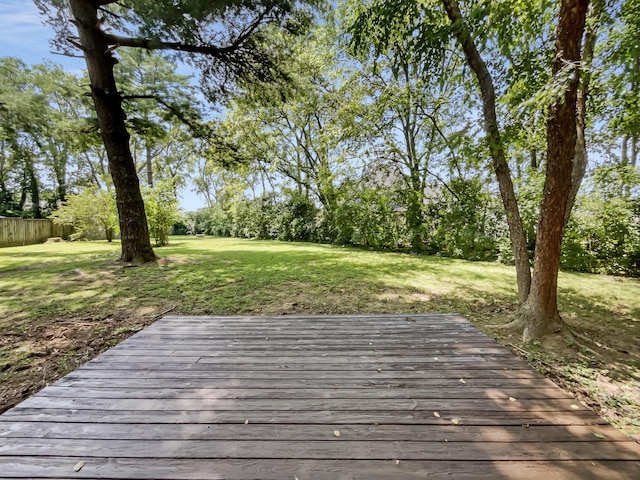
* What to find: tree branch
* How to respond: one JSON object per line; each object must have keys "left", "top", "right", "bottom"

{"left": 121, "top": 94, "right": 206, "bottom": 138}
{"left": 104, "top": 8, "right": 270, "bottom": 58}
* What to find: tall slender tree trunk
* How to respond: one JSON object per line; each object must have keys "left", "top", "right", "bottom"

{"left": 517, "top": 0, "right": 589, "bottom": 342}
{"left": 146, "top": 143, "right": 154, "bottom": 187}
{"left": 564, "top": 0, "right": 603, "bottom": 227}
{"left": 441, "top": 0, "right": 531, "bottom": 303}
{"left": 70, "top": 0, "right": 155, "bottom": 263}
{"left": 26, "top": 161, "right": 41, "bottom": 218}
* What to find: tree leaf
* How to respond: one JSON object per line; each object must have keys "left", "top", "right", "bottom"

{"left": 73, "top": 461, "right": 84, "bottom": 472}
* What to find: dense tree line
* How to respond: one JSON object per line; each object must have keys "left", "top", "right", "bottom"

{"left": 192, "top": 1, "right": 638, "bottom": 276}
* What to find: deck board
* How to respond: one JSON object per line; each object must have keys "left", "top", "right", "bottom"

{"left": 1, "top": 313, "right": 639, "bottom": 479}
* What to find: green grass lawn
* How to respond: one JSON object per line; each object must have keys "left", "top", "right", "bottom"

{"left": 1, "top": 236, "right": 639, "bottom": 434}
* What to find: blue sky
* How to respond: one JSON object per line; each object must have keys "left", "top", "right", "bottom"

{"left": 0, "top": 1, "right": 207, "bottom": 212}
{"left": 0, "top": 1, "right": 84, "bottom": 70}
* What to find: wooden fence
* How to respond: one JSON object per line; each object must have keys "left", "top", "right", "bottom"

{"left": 0, "top": 218, "right": 71, "bottom": 248}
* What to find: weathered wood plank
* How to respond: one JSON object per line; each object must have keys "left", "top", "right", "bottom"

{"left": 34, "top": 386, "right": 574, "bottom": 401}
{"left": 90, "top": 354, "right": 517, "bottom": 364}
{"left": 15, "top": 396, "right": 586, "bottom": 413}
{"left": 2, "top": 438, "right": 639, "bottom": 461}
{"left": 139, "top": 326, "right": 485, "bottom": 335}
{"left": 114, "top": 342, "right": 502, "bottom": 351}
{"left": 159, "top": 313, "right": 470, "bottom": 322}
{"left": 51, "top": 376, "right": 559, "bottom": 390}
{"left": 0, "top": 408, "right": 607, "bottom": 426}
{"left": 60, "top": 368, "right": 543, "bottom": 380}
{"left": 1, "top": 422, "right": 626, "bottom": 442}
{"left": 102, "top": 346, "right": 512, "bottom": 356}
{"left": 140, "top": 327, "right": 486, "bottom": 334}
{"left": 1, "top": 457, "right": 637, "bottom": 480}
{"left": 78, "top": 360, "right": 532, "bottom": 371}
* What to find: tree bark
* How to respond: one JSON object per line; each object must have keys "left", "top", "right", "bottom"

{"left": 69, "top": 0, "right": 155, "bottom": 263}
{"left": 26, "top": 160, "right": 41, "bottom": 218}
{"left": 441, "top": 0, "right": 531, "bottom": 303}
{"left": 564, "top": 0, "right": 603, "bottom": 227}
{"left": 146, "top": 143, "right": 154, "bottom": 187}
{"left": 518, "top": 0, "right": 589, "bottom": 342}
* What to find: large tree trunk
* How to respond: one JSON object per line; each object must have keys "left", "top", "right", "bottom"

{"left": 70, "top": 0, "right": 155, "bottom": 263}
{"left": 441, "top": 0, "right": 531, "bottom": 303}
{"left": 517, "top": 0, "right": 589, "bottom": 342}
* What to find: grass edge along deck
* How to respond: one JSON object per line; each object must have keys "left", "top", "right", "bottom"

{"left": 1, "top": 314, "right": 639, "bottom": 479}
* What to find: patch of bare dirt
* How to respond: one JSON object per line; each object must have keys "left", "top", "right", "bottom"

{"left": 0, "top": 311, "right": 165, "bottom": 414}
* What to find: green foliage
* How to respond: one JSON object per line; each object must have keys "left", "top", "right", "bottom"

{"left": 200, "top": 192, "right": 321, "bottom": 242}
{"left": 50, "top": 186, "right": 118, "bottom": 241}
{"left": 562, "top": 166, "right": 640, "bottom": 275}
{"left": 515, "top": 169, "right": 545, "bottom": 251}
{"left": 143, "top": 180, "right": 181, "bottom": 247}
{"left": 333, "top": 186, "right": 403, "bottom": 248}
{"left": 431, "top": 178, "right": 501, "bottom": 260}
{"left": 270, "top": 194, "right": 321, "bottom": 242}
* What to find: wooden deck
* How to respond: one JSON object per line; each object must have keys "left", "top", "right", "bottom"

{"left": 1, "top": 314, "right": 639, "bottom": 479}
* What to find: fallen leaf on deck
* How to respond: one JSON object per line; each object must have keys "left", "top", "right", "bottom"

{"left": 433, "top": 411, "right": 441, "bottom": 418}
{"left": 451, "top": 418, "right": 459, "bottom": 425}
{"left": 459, "top": 378, "right": 466, "bottom": 384}
{"left": 334, "top": 430, "right": 341, "bottom": 437}
{"left": 593, "top": 432, "right": 605, "bottom": 439}
{"left": 434, "top": 357, "right": 439, "bottom": 361}
{"left": 509, "top": 397, "right": 517, "bottom": 402}
{"left": 73, "top": 461, "right": 84, "bottom": 472}
{"left": 570, "top": 404, "right": 580, "bottom": 410}
{"left": 244, "top": 419, "right": 249, "bottom": 425}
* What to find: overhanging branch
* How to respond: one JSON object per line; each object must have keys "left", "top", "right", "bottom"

{"left": 121, "top": 94, "right": 207, "bottom": 138}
